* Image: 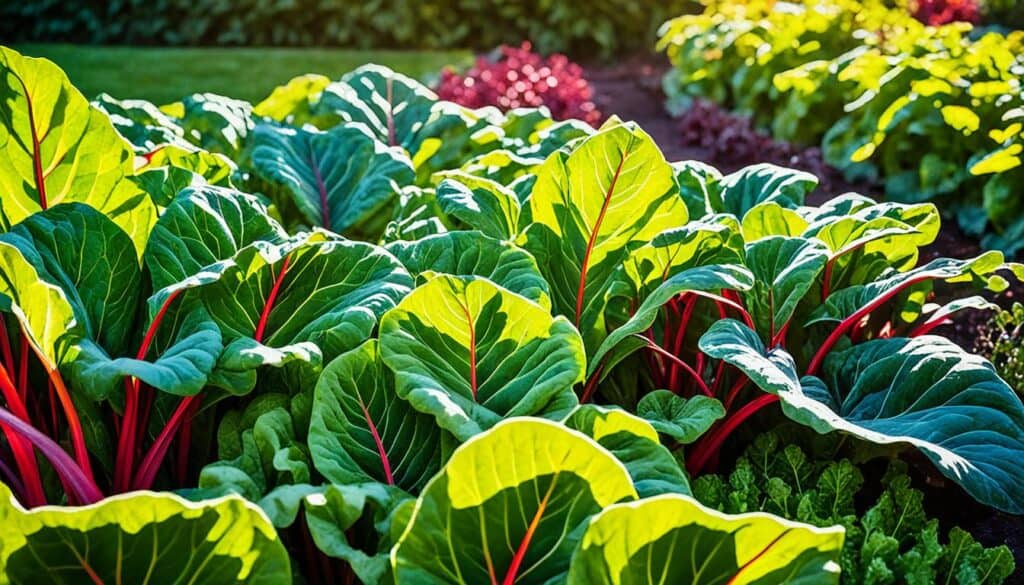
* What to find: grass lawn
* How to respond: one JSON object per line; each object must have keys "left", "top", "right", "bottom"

{"left": 14, "top": 44, "right": 474, "bottom": 105}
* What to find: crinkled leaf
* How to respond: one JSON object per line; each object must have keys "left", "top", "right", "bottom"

{"left": 434, "top": 171, "right": 521, "bottom": 239}
{"left": 391, "top": 418, "right": 637, "bottom": 584}
{"left": 0, "top": 482, "right": 291, "bottom": 584}
{"left": 309, "top": 340, "right": 442, "bottom": 492}
{"left": 710, "top": 163, "right": 817, "bottom": 219}
{"left": 637, "top": 390, "right": 726, "bottom": 444}
{"left": 742, "top": 236, "right": 830, "bottom": 338}
{"left": 379, "top": 275, "right": 584, "bottom": 440}
{"left": 249, "top": 122, "right": 414, "bottom": 237}
{"left": 385, "top": 230, "right": 550, "bottom": 308}
{"left": 568, "top": 494, "right": 844, "bottom": 585}
{"left": 564, "top": 404, "right": 691, "bottom": 497}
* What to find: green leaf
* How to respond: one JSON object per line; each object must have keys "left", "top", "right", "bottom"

{"left": 589, "top": 264, "right": 754, "bottom": 377}
{"left": 143, "top": 145, "right": 237, "bottom": 188}
{"left": 434, "top": 171, "right": 521, "bottom": 239}
{"left": 564, "top": 404, "right": 691, "bottom": 497}
{"left": 568, "top": 494, "right": 844, "bottom": 584}
{"left": 92, "top": 93, "right": 192, "bottom": 154}
{"left": 145, "top": 185, "right": 287, "bottom": 292}
{"left": 316, "top": 65, "right": 483, "bottom": 179}
{"left": 379, "top": 275, "right": 584, "bottom": 440}
{"left": 253, "top": 73, "right": 331, "bottom": 124}
{"left": 701, "top": 319, "right": 1024, "bottom": 514}
{"left": 304, "top": 482, "right": 412, "bottom": 585}
{"left": 249, "top": 122, "right": 414, "bottom": 237}
{"left": 391, "top": 418, "right": 638, "bottom": 584}
{"left": 309, "top": 340, "right": 443, "bottom": 492}
{"left": 385, "top": 231, "right": 550, "bottom": 308}
{"left": 711, "top": 163, "right": 817, "bottom": 219}
{"left": 0, "top": 482, "right": 291, "bottom": 584}
{"left": 742, "top": 202, "right": 809, "bottom": 240}
{"left": 199, "top": 393, "right": 311, "bottom": 501}
{"left": 522, "top": 122, "right": 688, "bottom": 352}
{"left": 0, "top": 47, "right": 154, "bottom": 243}
{"left": 637, "top": 390, "right": 726, "bottom": 444}
{"left": 742, "top": 236, "right": 830, "bottom": 337}
{"left": 177, "top": 93, "right": 254, "bottom": 158}
{"left": 188, "top": 232, "right": 413, "bottom": 393}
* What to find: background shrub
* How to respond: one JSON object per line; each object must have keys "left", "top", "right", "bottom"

{"left": 0, "top": 0, "right": 696, "bottom": 59}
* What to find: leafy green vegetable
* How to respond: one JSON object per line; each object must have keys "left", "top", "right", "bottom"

{"left": 0, "top": 481, "right": 291, "bottom": 584}
{"left": 693, "top": 433, "right": 1018, "bottom": 584}
{"left": 379, "top": 274, "right": 584, "bottom": 440}
{"left": 568, "top": 494, "right": 844, "bottom": 584}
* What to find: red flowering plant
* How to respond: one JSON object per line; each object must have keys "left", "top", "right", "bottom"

{"left": 437, "top": 42, "right": 602, "bottom": 126}
{"left": 912, "top": 0, "right": 981, "bottom": 25}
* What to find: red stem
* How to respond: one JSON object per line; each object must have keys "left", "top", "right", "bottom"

{"left": 254, "top": 254, "right": 291, "bottom": 344}
{"left": 0, "top": 316, "right": 15, "bottom": 375}
{"left": 668, "top": 294, "right": 697, "bottom": 392}
{"left": 807, "top": 275, "right": 932, "bottom": 376}
{"left": 821, "top": 258, "right": 835, "bottom": 301}
{"left": 724, "top": 375, "right": 749, "bottom": 410}
{"left": 457, "top": 301, "right": 479, "bottom": 401}
{"left": 357, "top": 395, "right": 394, "bottom": 485}
{"left": 17, "top": 336, "right": 28, "bottom": 403}
{"left": 580, "top": 364, "right": 604, "bottom": 404}
{"left": 175, "top": 396, "right": 202, "bottom": 485}
{"left": 910, "top": 317, "right": 951, "bottom": 337}
{"left": 116, "top": 289, "right": 182, "bottom": 492}
{"left": 0, "top": 366, "right": 46, "bottom": 506}
{"left": 0, "top": 403, "right": 102, "bottom": 504}
{"left": 636, "top": 335, "right": 712, "bottom": 398}
{"left": 726, "top": 531, "right": 790, "bottom": 585}
{"left": 15, "top": 74, "right": 48, "bottom": 209}
{"left": 687, "top": 394, "right": 780, "bottom": 476}
{"left": 502, "top": 474, "right": 559, "bottom": 585}
{"left": 574, "top": 150, "right": 629, "bottom": 327}
{"left": 132, "top": 394, "right": 200, "bottom": 490}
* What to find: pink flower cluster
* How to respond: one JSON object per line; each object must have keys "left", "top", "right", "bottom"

{"left": 437, "top": 42, "right": 601, "bottom": 126}
{"left": 912, "top": 0, "right": 981, "bottom": 26}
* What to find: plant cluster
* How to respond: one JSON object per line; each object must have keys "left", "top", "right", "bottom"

{"left": 0, "top": 0, "right": 693, "bottom": 59}
{"left": 1, "top": 45, "right": 1023, "bottom": 583}
{"left": 677, "top": 98, "right": 833, "bottom": 181}
{"left": 911, "top": 0, "right": 982, "bottom": 25}
{"left": 977, "top": 302, "right": 1024, "bottom": 399}
{"left": 694, "top": 432, "right": 1016, "bottom": 584}
{"left": 658, "top": 0, "right": 1024, "bottom": 255}
{"left": 436, "top": 42, "right": 602, "bottom": 126}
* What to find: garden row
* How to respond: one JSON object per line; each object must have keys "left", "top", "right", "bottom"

{"left": 659, "top": 0, "right": 1024, "bottom": 256}
{"left": 0, "top": 45, "right": 1021, "bottom": 583}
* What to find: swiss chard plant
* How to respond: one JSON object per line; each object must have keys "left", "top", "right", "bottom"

{"left": 0, "top": 45, "right": 1021, "bottom": 584}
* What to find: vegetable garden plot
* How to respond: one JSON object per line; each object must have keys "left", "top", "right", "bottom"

{"left": 0, "top": 45, "right": 1021, "bottom": 583}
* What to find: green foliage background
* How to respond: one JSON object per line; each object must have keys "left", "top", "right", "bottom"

{"left": 0, "top": 0, "right": 696, "bottom": 58}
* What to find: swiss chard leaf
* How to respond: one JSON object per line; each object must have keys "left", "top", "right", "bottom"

{"left": 0, "top": 482, "right": 291, "bottom": 584}
{"left": 379, "top": 274, "right": 584, "bottom": 440}
{"left": 391, "top": 418, "right": 638, "bottom": 584}
{"left": 309, "top": 340, "right": 443, "bottom": 492}
{"left": 522, "top": 122, "right": 688, "bottom": 353}
{"left": 568, "top": 494, "right": 844, "bottom": 584}
{"left": 248, "top": 122, "right": 415, "bottom": 238}
{"left": 385, "top": 230, "right": 550, "bottom": 308}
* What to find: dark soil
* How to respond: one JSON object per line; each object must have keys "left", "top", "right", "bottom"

{"left": 585, "top": 53, "right": 1024, "bottom": 571}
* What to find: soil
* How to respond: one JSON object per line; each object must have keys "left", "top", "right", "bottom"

{"left": 584, "top": 53, "right": 1024, "bottom": 572}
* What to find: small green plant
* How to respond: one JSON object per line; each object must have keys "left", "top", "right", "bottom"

{"left": 693, "top": 432, "right": 1018, "bottom": 584}
{"left": 977, "top": 302, "right": 1024, "bottom": 399}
